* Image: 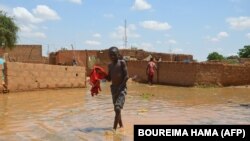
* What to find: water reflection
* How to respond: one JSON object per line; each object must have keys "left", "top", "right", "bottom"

{"left": 0, "top": 82, "right": 249, "bottom": 140}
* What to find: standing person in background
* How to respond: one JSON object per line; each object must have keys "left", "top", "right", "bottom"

{"left": 146, "top": 57, "right": 157, "bottom": 85}
{"left": 72, "top": 58, "right": 77, "bottom": 66}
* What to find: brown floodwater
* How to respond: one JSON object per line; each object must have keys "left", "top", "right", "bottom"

{"left": 0, "top": 81, "right": 250, "bottom": 141}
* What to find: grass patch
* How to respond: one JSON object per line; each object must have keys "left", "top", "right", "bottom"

{"left": 140, "top": 93, "right": 154, "bottom": 100}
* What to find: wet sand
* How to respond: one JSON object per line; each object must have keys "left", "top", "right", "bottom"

{"left": 0, "top": 81, "right": 250, "bottom": 141}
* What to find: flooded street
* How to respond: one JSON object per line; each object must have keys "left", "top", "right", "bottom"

{"left": 0, "top": 81, "right": 250, "bottom": 141}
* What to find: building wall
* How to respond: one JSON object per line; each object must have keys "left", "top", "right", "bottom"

{"left": 222, "top": 64, "right": 250, "bottom": 86}
{"left": 0, "top": 65, "right": 3, "bottom": 92}
{"left": 5, "top": 62, "right": 86, "bottom": 92}
{"left": 0, "top": 45, "right": 44, "bottom": 63}
{"left": 158, "top": 62, "right": 197, "bottom": 86}
{"left": 126, "top": 61, "right": 250, "bottom": 86}
{"left": 196, "top": 63, "right": 224, "bottom": 85}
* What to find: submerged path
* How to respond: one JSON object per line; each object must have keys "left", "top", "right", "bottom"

{"left": 0, "top": 82, "right": 250, "bottom": 141}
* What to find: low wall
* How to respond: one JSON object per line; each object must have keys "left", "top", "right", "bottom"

{"left": 127, "top": 61, "right": 250, "bottom": 86}
{"left": 222, "top": 64, "right": 250, "bottom": 86}
{"left": 127, "top": 61, "right": 156, "bottom": 83}
{"left": 0, "top": 65, "right": 3, "bottom": 92}
{"left": 158, "top": 62, "right": 197, "bottom": 86}
{"left": 5, "top": 62, "right": 86, "bottom": 92}
{"left": 196, "top": 63, "right": 224, "bottom": 85}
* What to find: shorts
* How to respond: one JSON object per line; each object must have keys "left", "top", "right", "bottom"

{"left": 110, "top": 85, "right": 127, "bottom": 109}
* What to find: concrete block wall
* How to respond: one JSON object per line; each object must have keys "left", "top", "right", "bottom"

{"left": 5, "top": 62, "right": 86, "bottom": 92}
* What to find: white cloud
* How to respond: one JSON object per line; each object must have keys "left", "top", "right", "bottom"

{"left": 167, "top": 39, "right": 177, "bottom": 44}
{"left": 68, "top": 0, "right": 82, "bottom": 4}
{"left": 140, "top": 20, "right": 171, "bottom": 31}
{"left": 131, "top": 0, "right": 152, "bottom": 11}
{"left": 84, "top": 40, "right": 101, "bottom": 46}
{"left": 217, "top": 32, "right": 229, "bottom": 38}
{"left": 210, "top": 37, "right": 219, "bottom": 42}
{"left": 20, "top": 31, "right": 47, "bottom": 39}
{"left": 18, "top": 24, "right": 47, "bottom": 39}
{"left": 132, "top": 42, "right": 154, "bottom": 51}
{"left": 13, "top": 7, "right": 42, "bottom": 23}
{"left": 103, "top": 14, "right": 114, "bottom": 19}
{"left": 172, "top": 48, "right": 183, "bottom": 53}
{"left": 13, "top": 5, "right": 60, "bottom": 23}
{"left": 207, "top": 32, "right": 229, "bottom": 42}
{"left": 226, "top": 16, "right": 250, "bottom": 30}
{"left": 19, "top": 24, "right": 37, "bottom": 32}
{"left": 246, "top": 33, "right": 250, "bottom": 39}
{"left": 33, "top": 5, "right": 60, "bottom": 21}
{"left": 111, "top": 24, "right": 140, "bottom": 39}
{"left": 13, "top": 5, "right": 59, "bottom": 40}
{"left": 93, "top": 33, "right": 101, "bottom": 38}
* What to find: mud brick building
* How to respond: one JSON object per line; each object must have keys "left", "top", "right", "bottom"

{"left": 0, "top": 45, "right": 47, "bottom": 64}
{"left": 50, "top": 49, "right": 194, "bottom": 75}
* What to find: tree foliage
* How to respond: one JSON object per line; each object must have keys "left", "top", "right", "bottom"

{"left": 0, "top": 11, "right": 19, "bottom": 49}
{"left": 207, "top": 52, "right": 224, "bottom": 61}
{"left": 238, "top": 45, "right": 250, "bottom": 58}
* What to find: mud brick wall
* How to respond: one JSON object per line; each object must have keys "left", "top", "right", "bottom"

{"left": 51, "top": 50, "right": 99, "bottom": 75}
{"left": 55, "top": 51, "right": 87, "bottom": 66}
{"left": 196, "top": 63, "right": 224, "bottom": 85}
{"left": 127, "top": 61, "right": 158, "bottom": 83}
{"left": 126, "top": 61, "right": 250, "bottom": 86}
{"left": 0, "top": 65, "right": 3, "bottom": 92}
{"left": 5, "top": 62, "right": 86, "bottom": 92}
{"left": 0, "top": 45, "right": 44, "bottom": 63}
{"left": 222, "top": 64, "right": 250, "bottom": 86}
{"left": 158, "top": 62, "right": 197, "bottom": 86}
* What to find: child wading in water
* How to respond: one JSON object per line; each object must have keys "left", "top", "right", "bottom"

{"left": 105, "top": 46, "right": 128, "bottom": 132}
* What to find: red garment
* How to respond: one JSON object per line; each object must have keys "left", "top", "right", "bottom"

{"left": 148, "top": 61, "right": 156, "bottom": 75}
{"left": 89, "top": 66, "right": 107, "bottom": 96}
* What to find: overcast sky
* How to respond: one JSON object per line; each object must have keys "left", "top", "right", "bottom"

{"left": 1, "top": 0, "right": 250, "bottom": 61}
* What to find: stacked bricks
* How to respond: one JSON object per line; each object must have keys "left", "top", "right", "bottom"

{"left": 5, "top": 62, "right": 86, "bottom": 92}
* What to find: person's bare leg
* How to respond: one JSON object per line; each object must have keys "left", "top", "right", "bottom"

{"left": 113, "top": 106, "right": 121, "bottom": 130}
{"left": 118, "top": 114, "right": 123, "bottom": 128}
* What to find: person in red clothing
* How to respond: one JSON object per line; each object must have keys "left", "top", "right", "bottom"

{"left": 146, "top": 57, "right": 157, "bottom": 85}
{"left": 89, "top": 66, "right": 107, "bottom": 96}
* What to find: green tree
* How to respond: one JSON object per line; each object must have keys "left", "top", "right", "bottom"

{"left": 0, "top": 11, "right": 19, "bottom": 49}
{"left": 226, "top": 55, "right": 239, "bottom": 59}
{"left": 238, "top": 45, "right": 250, "bottom": 58}
{"left": 207, "top": 52, "right": 224, "bottom": 61}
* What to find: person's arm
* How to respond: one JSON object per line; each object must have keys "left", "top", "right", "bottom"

{"left": 105, "top": 64, "right": 111, "bottom": 81}
{"left": 119, "top": 60, "right": 129, "bottom": 89}
{"left": 154, "top": 62, "right": 157, "bottom": 71}
{"left": 146, "top": 63, "right": 149, "bottom": 75}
